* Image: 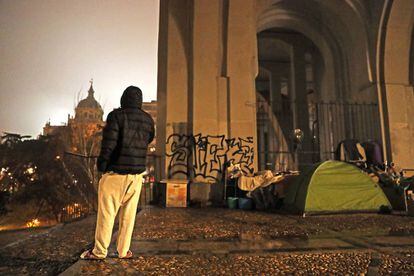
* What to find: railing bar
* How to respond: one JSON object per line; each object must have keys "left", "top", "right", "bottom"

{"left": 334, "top": 102, "right": 340, "bottom": 151}
{"left": 323, "top": 103, "right": 329, "bottom": 160}
{"left": 356, "top": 103, "right": 360, "bottom": 139}
{"left": 365, "top": 103, "right": 371, "bottom": 141}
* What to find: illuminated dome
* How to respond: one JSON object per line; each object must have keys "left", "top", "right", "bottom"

{"left": 77, "top": 82, "right": 102, "bottom": 109}
{"left": 75, "top": 79, "right": 104, "bottom": 121}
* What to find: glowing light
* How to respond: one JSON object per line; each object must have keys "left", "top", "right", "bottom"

{"left": 26, "top": 218, "right": 40, "bottom": 228}
{"left": 62, "top": 203, "right": 87, "bottom": 219}
{"left": 0, "top": 168, "right": 5, "bottom": 180}
{"left": 55, "top": 155, "right": 61, "bottom": 160}
{"left": 26, "top": 167, "right": 35, "bottom": 174}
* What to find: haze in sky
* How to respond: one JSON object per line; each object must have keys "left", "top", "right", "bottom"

{"left": 0, "top": 0, "right": 159, "bottom": 137}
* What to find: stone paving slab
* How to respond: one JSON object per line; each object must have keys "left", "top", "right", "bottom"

{"left": 130, "top": 239, "right": 292, "bottom": 255}
{"left": 129, "top": 237, "right": 361, "bottom": 255}
{"left": 300, "top": 213, "right": 414, "bottom": 235}
{"left": 62, "top": 252, "right": 375, "bottom": 275}
{"left": 366, "top": 235, "right": 414, "bottom": 247}
{"left": 288, "top": 237, "right": 355, "bottom": 250}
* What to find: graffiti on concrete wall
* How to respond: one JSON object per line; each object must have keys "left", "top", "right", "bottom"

{"left": 165, "top": 133, "right": 193, "bottom": 178}
{"left": 166, "top": 134, "right": 254, "bottom": 182}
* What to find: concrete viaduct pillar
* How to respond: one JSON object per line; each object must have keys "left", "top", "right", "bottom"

{"left": 157, "top": 0, "right": 258, "bottom": 202}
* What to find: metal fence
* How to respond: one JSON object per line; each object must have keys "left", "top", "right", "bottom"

{"left": 257, "top": 100, "right": 382, "bottom": 171}
{"left": 139, "top": 153, "right": 163, "bottom": 207}
{"left": 315, "top": 101, "right": 381, "bottom": 159}
{"left": 59, "top": 203, "right": 90, "bottom": 222}
{"left": 139, "top": 181, "right": 155, "bottom": 207}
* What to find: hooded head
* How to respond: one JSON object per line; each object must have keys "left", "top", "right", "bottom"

{"left": 120, "top": 86, "right": 142, "bottom": 109}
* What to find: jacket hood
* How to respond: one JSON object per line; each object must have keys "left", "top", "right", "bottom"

{"left": 120, "top": 86, "right": 142, "bottom": 109}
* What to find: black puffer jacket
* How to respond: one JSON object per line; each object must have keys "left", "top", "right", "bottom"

{"left": 97, "top": 86, "right": 155, "bottom": 174}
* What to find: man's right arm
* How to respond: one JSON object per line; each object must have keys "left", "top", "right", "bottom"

{"left": 148, "top": 116, "right": 155, "bottom": 144}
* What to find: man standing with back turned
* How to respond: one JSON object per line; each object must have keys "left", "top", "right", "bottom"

{"left": 81, "top": 86, "right": 155, "bottom": 260}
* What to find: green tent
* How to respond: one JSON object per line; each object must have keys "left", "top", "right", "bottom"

{"left": 284, "top": 160, "right": 391, "bottom": 215}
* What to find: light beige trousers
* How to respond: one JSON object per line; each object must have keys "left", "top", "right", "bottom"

{"left": 92, "top": 171, "right": 143, "bottom": 258}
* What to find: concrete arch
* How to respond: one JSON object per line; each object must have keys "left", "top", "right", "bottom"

{"left": 318, "top": 0, "right": 374, "bottom": 89}
{"left": 345, "top": 0, "right": 373, "bottom": 78}
{"left": 257, "top": 8, "right": 343, "bottom": 101}
{"left": 257, "top": 32, "right": 324, "bottom": 101}
{"left": 256, "top": 35, "right": 292, "bottom": 64}
{"left": 257, "top": 0, "right": 374, "bottom": 100}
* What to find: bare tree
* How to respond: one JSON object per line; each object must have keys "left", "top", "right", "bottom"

{"left": 65, "top": 123, "right": 103, "bottom": 210}
{"left": 1, "top": 132, "right": 31, "bottom": 147}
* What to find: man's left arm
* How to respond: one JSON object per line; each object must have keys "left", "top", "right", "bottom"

{"left": 97, "top": 112, "right": 119, "bottom": 172}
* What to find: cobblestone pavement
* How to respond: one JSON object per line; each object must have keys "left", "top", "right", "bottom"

{"left": 0, "top": 215, "right": 97, "bottom": 275}
{"left": 62, "top": 207, "right": 414, "bottom": 275}
{"left": 133, "top": 208, "right": 414, "bottom": 240}
{"left": 0, "top": 226, "right": 51, "bottom": 248}
{"left": 133, "top": 208, "right": 319, "bottom": 240}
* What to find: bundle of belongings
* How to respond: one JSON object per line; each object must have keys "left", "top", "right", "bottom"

{"left": 248, "top": 172, "right": 299, "bottom": 211}
{"left": 335, "top": 139, "right": 414, "bottom": 211}
{"left": 226, "top": 163, "right": 298, "bottom": 211}
{"left": 335, "top": 139, "right": 384, "bottom": 169}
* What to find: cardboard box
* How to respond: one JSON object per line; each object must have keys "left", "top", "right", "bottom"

{"left": 159, "top": 180, "right": 188, "bottom": 207}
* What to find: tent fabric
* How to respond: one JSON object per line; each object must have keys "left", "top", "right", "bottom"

{"left": 284, "top": 160, "right": 391, "bottom": 215}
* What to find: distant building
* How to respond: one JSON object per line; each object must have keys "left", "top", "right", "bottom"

{"left": 43, "top": 83, "right": 157, "bottom": 157}
{"left": 43, "top": 80, "right": 105, "bottom": 156}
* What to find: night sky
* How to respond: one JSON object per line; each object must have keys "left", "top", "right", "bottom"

{"left": 0, "top": 0, "right": 159, "bottom": 137}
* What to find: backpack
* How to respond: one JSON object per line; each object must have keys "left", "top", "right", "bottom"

{"left": 335, "top": 139, "right": 367, "bottom": 163}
